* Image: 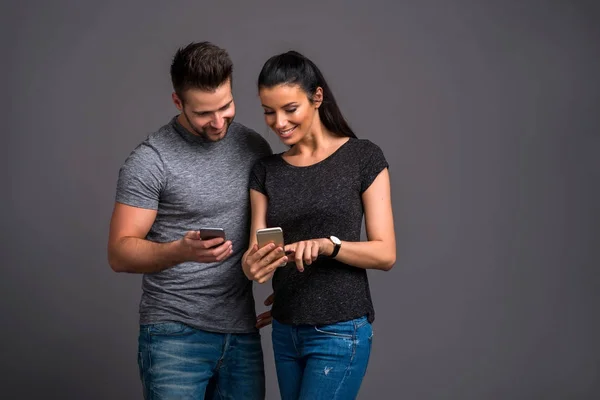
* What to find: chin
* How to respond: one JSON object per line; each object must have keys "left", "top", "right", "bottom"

{"left": 278, "top": 136, "right": 295, "bottom": 145}
{"left": 204, "top": 125, "right": 229, "bottom": 141}
{"left": 277, "top": 130, "right": 302, "bottom": 145}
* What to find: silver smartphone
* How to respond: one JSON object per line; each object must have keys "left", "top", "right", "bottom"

{"left": 199, "top": 228, "right": 226, "bottom": 241}
{"left": 256, "top": 227, "right": 286, "bottom": 266}
{"left": 256, "top": 227, "right": 284, "bottom": 248}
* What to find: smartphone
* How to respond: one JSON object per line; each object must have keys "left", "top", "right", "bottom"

{"left": 199, "top": 228, "right": 226, "bottom": 241}
{"left": 256, "top": 227, "right": 284, "bottom": 248}
{"left": 256, "top": 227, "right": 286, "bottom": 266}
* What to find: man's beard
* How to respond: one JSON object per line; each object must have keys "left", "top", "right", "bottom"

{"left": 183, "top": 111, "right": 234, "bottom": 142}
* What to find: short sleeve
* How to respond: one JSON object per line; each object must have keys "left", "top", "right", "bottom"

{"left": 249, "top": 159, "right": 267, "bottom": 195}
{"left": 115, "top": 142, "right": 165, "bottom": 210}
{"left": 360, "top": 141, "right": 389, "bottom": 193}
{"left": 246, "top": 129, "right": 274, "bottom": 159}
{"left": 257, "top": 137, "right": 273, "bottom": 159}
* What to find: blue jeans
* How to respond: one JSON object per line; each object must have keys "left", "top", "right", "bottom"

{"left": 272, "top": 316, "right": 373, "bottom": 400}
{"left": 138, "top": 322, "right": 265, "bottom": 399}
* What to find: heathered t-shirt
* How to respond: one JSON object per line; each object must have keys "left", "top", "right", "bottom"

{"left": 115, "top": 117, "right": 272, "bottom": 333}
{"left": 249, "top": 138, "right": 389, "bottom": 326}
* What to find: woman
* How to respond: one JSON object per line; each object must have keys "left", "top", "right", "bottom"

{"left": 242, "top": 50, "right": 396, "bottom": 400}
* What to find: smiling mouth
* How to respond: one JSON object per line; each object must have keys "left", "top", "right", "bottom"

{"left": 207, "top": 126, "right": 226, "bottom": 136}
{"left": 278, "top": 126, "right": 297, "bottom": 137}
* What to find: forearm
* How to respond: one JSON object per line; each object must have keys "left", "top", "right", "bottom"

{"left": 108, "top": 236, "right": 186, "bottom": 273}
{"left": 323, "top": 239, "right": 396, "bottom": 271}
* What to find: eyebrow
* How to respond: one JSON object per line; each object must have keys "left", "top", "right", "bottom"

{"left": 261, "top": 102, "right": 298, "bottom": 109}
{"left": 194, "top": 99, "right": 233, "bottom": 114}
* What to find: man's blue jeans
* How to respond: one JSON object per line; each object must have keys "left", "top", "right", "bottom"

{"left": 272, "top": 315, "right": 373, "bottom": 400}
{"left": 137, "top": 322, "right": 265, "bottom": 399}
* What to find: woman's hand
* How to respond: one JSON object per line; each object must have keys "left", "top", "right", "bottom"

{"left": 284, "top": 238, "right": 332, "bottom": 272}
{"left": 242, "top": 243, "right": 288, "bottom": 283}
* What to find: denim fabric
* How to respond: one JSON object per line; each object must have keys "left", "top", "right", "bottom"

{"left": 138, "top": 322, "right": 265, "bottom": 399}
{"left": 272, "top": 316, "right": 373, "bottom": 400}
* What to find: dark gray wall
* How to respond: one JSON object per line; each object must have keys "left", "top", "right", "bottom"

{"left": 3, "top": 0, "right": 599, "bottom": 399}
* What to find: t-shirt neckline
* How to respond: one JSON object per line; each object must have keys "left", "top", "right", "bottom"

{"left": 278, "top": 138, "right": 352, "bottom": 169}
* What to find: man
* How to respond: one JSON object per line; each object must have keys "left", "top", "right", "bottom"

{"left": 107, "top": 41, "right": 272, "bottom": 399}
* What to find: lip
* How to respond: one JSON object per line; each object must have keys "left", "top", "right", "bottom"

{"left": 278, "top": 126, "right": 297, "bottom": 137}
{"left": 208, "top": 127, "right": 226, "bottom": 136}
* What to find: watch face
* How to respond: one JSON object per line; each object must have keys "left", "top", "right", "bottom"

{"left": 330, "top": 236, "right": 341, "bottom": 245}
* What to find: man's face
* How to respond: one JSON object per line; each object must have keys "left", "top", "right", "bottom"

{"left": 172, "top": 79, "right": 236, "bottom": 142}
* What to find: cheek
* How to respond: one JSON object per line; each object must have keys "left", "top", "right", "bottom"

{"left": 293, "top": 109, "right": 313, "bottom": 127}
{"left": 193, "top": 116, "right": 211, "bottom": 127}
{"left": 223, "top": 106, "right": 235, "bottom": 120}
{"left": 184, "top": 109, "right": 208, "bottom": 127}
{"left": 264, "top": 114, "right": 276, "bottom": 127}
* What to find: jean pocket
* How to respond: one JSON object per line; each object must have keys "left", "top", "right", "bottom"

{"left": 147, "top": 321, "right": 195, "bottom": 336}
{"left": 354, "top": 315, "right": 369, "bottom": 329}
{"left": 314, "top": 321, "right": 354, "bottom": 339}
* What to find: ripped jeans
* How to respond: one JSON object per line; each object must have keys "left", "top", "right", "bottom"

{"left": 272, "top": 316, "right": 373, "bottom": 400}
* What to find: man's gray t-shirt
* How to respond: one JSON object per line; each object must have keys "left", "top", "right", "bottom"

{"left": 115, "top": 117, "right": 272, "bottom": 333}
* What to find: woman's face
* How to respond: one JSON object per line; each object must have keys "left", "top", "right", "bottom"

{"left": 259, "top": 84, "right": 321, "bottom": 145}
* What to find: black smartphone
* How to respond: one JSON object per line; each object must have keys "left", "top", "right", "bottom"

{"left": 199, "top": 228, "right": 226, "bottom": 241}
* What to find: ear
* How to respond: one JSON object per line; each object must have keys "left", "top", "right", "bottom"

{"left": 172, "top": 92, "right": 184, "bottom": 111}
{"left": 312, "top": 87, "right": 323, "bottom": 108}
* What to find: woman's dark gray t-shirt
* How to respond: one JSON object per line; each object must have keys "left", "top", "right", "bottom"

{"left": 249, "top": 138, "right": 389, "bottom": 326}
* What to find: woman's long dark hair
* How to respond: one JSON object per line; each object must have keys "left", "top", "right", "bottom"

{"left": 257, "top": 51, "right": 357, "bottom": 138}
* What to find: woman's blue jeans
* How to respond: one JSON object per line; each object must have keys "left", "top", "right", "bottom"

{"left": 272, "top": 315, "right": 373, "bottom": 400}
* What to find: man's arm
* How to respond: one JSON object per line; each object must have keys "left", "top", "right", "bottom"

{"left": 107, "top": 202, "right": 232, "bottom": 273}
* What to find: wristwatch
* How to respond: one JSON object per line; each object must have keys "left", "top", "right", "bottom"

{"left": 328, "top": 236, "right": 342, "bottom": 258}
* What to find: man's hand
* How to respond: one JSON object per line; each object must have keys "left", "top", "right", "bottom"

{"left": 242, "top": 243, "right": 287, "bottom": 283}
{"left": 181, "top": 230, "right": 233, "bottom": 263}
{"left": 256, "top": 293, "right": 274, "bottom": 329}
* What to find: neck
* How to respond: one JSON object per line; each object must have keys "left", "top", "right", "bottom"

{"left": 291, "top": 119, "right": 338, "bottom": 156}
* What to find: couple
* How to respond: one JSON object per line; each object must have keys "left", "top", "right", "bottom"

{"left": 108, "top": 41, "right": 396, "bottom": 400}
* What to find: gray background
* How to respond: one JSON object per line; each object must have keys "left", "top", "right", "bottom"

{"left": 3, "top": 0, "right": 599, "bottom": 399}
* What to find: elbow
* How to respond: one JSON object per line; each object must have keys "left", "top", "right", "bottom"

{"left": 108, "top": 257, "right": 123, "bottom": 273}
{"left": 108, "top": 248, "right": 126, "bottom": 273}
{"left": 379, "top": 253, "right": 396, "bottom": 271}
{"left": 107, "top": 237, "right": 135, "bottom": 273}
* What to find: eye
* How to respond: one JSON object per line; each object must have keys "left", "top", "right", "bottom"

{"left": 263, "top": 110, "right": 275, "bottom": 115}
{"left": 285, "top": 108, "right": 297, "bottom": 113}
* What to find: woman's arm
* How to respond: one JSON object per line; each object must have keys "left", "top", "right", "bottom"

{"left": 242, "top": 189, "right": 288, "bottom": 282}
{"left": 285, "top": 168, "right": 396, "bottom": 271}
{"left": 246, "top": 189, "right": 268, "bottom": 250}
{"left": 334, "top": 168, "right": 396, "bottom": 270}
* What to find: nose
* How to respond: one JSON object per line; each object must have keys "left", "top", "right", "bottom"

{"left": 275, "top": 113, "right": 287, "bottom": 129}
{"left": 211, "top": 113, "right": 225, "bottom": 130}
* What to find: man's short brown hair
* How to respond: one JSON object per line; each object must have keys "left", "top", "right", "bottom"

{"left": 170, "top": 41, "right": 233, "bottom": 98}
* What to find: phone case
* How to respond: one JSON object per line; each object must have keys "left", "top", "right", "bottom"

{"left": 256, "top": 227, "right": 284, "bottom": 248}
{"left": 199, "top": 228, "right": 226, "bottom": 240}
